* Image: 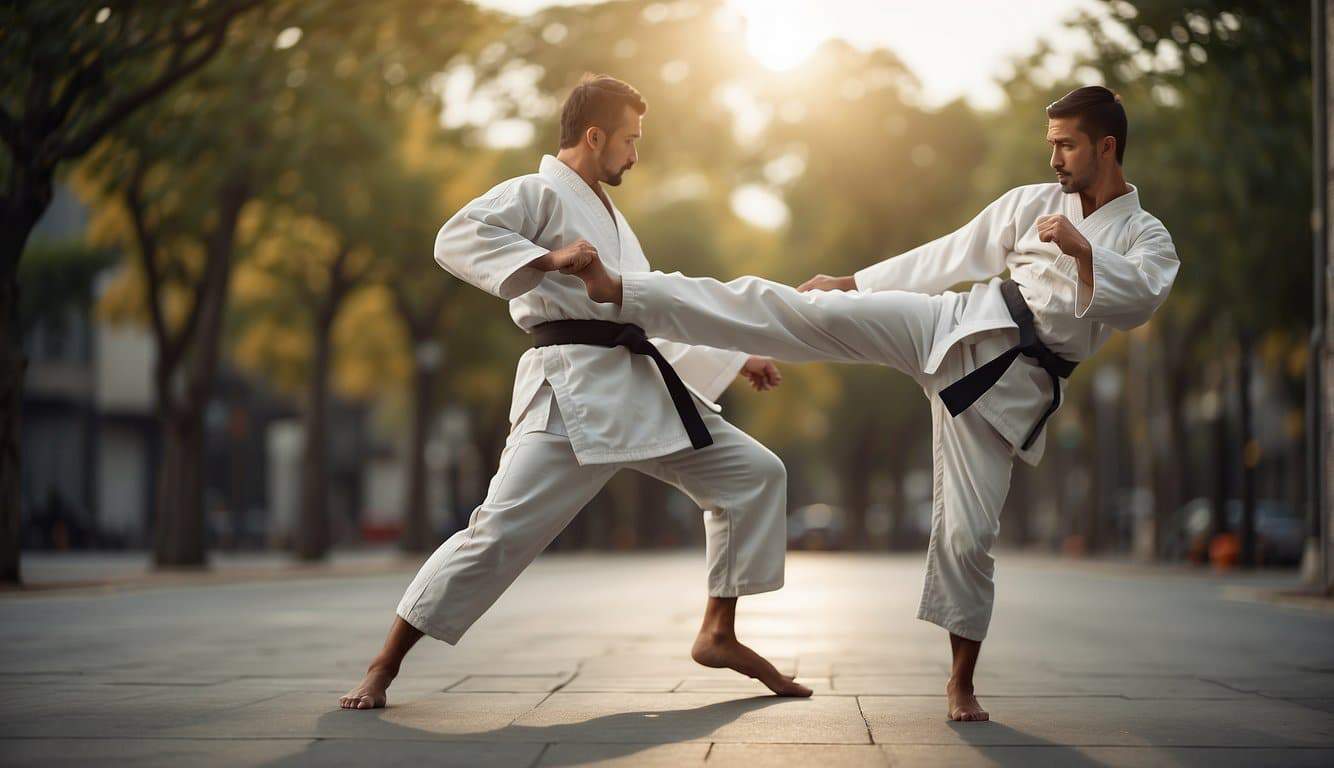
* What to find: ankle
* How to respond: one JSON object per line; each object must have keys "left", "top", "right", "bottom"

{"left": 695, "top": 627, "right": 735, "bottom": 644}
{"left": 946, "top": 676, "right": 974, "bottom": 694}
{"left": 368, "top": 658, "right": 401, "bottom": 677}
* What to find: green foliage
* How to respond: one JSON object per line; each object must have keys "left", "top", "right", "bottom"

{"left": 17, "top": 240, "right": 116, "bottom": 336}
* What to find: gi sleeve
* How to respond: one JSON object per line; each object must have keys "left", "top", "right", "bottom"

{"left": 1073, "top": 219, "right": 1179, "bottom": 331}
{"left": 853, "top": 187, "right": 1023, "bottom": 294}
{"left": 433, "top": 179, "right": 549, "bottom": 300}
{"left": 651, "top": 340, "right": 748, "bottom": 403}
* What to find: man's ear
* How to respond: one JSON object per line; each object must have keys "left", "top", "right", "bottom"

{"left": 584, "top": 126, "right": 603, "bottom": 150}
{"left": 1101, "top": 135, "right": 1116, "bottom": 161}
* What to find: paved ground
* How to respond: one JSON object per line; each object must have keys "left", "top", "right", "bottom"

{"left": 2, "top": 552, "right": 1332, "bottom": 766}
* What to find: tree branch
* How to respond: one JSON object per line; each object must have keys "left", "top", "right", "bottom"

{"left": 52, "top": 0, "right": 266, "bottom": 163}
{"left": 125, "top": 157, "right": 174, "bottom": 371}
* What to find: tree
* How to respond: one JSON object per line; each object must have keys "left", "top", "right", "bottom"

{"left": 85, "top": 0, "right": 482, "bottom": 565}
{"left": 1, "top": 0, "right": 271, "bottom": 581}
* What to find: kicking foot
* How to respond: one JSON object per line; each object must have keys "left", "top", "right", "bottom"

{"left": 572, "top": 255, "right": 623, "bottom": 305}
{"left": 339, "top": 665, "right": 396, "bottom": 710}
{"left": 691, "top": 632, "right": 812, "bottom": 697}
{"left": 946, "top": 680, "right": 989, "bottom": 722}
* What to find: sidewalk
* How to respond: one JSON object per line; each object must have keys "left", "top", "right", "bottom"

{"left": 2, "top": 552, "right": 1332, "bottom": 766}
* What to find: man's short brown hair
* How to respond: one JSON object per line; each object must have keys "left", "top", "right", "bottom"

{"left": 558, "top": 74, "right": 647, "bottom": 149}
{"left": 1046, "top": 86, "right": 1128, "bottom": 165}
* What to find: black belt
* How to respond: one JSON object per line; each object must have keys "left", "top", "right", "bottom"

{"left": 530, "top": 320, "right": 713, "bottom": 450}
{"left": 938, "top": 279, "right": 1077, "bottom": 451}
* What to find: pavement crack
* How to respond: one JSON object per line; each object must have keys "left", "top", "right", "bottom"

{"left": 855, "top": 695, "right": 875, "bottom": 744}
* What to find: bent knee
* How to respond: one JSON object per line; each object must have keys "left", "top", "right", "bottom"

{"left": 750, "top": 446, "right": 787, "bottom": 490}
{"left": 946, "top": 525, "right": 996, "bottom": 566}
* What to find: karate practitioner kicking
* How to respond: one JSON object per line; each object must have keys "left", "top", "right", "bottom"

{"left": 573, "top": 87, "right": 1179, "bottom": 721}
{"left": 341, "top": 75, "right": 809, "bottom": 710}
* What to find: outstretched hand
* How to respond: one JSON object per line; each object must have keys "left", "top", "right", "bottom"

{"left": 740, "top": 356, "right": 782, "bottom": 391}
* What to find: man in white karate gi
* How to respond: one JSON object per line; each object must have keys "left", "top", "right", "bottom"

{"left": 574, "top": 86, "right": 1179, "bottom": 721}
{"left": 340, "top": 75, "right": 809, "bottom": 710}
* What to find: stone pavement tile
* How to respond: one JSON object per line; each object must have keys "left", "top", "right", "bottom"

{"left": 432, "top": 659, "right": 582, "bottom": 677}
{"left": 576, "top": 655, "right": 796, "bottom": 677}
{"left": 163, "top": 691, "right": 549, "bottom": 741}
{"left": 880, "top": 745, "right": 1334, "bottom": 767}
{"left": 831, "top": 660, "right": 951, "bottom": 676}
{"left": 674, "top": 676, "right": 834, "bottom": 695}
{"left": 561, "top": 676, "right": 683, "bottom": 693}
{"left": 0, "top": 681, "right": 307, "bottom": 738}
{"left": 212, "top": 675, "right": 465, "bottom": 695}
{"left": 448, "top": 675, "right": 573, "bottom": 692}
{"left": 1, "top": 738, "right": 314, "bottom": 767}
{"left": 708, "top": 743, "right": 891, "bottom": 767}
{"left": 860, "top": 695, "right": 1334, "bottom": 747}
{"left": 1203, "top": 673, "right": 1334, "bottom": 698}
{"left": 510, "top": 692, "right": 869, "bottom": 744}
{"left": 285, "top": 739, "right": 546, "bottom": 767}
{"left": 832, "top": 675, "right": 1244, "bottom": 698}
{"left": 1279, "top": 698, "right": 1334, "bottom": 714}
{"left": 538, "top": 742, "right": 710, "bottom": 766}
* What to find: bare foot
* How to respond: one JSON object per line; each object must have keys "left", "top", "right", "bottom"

{"left": 946, "top": 680, "right": 989, "bottom": 722}
{"left": 691, "top": 632, "right": 812, "bottom": 697}
{"left": 339, "top": 665, "right": 396, "bottom": 710}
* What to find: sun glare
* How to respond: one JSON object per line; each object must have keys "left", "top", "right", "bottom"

{"left": 728, "top": 0, "right": 832, "bottom": 72}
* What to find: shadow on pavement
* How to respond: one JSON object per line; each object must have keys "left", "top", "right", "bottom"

{"left": 261, "top": 695, "right": 789, "bottom": 767}
{"left": 946, "top": 721, "right": 1109, "bottom": 767}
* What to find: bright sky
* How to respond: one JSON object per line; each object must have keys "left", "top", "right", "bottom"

{"left": 476, "top": 0, "right": 1103, "bottom": 109}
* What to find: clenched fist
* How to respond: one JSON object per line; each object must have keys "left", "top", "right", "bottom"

{"left": 539, "top": 239, "right": 599, "bottom": 274}
{"left": 796, "top": 274, "right": 856, "bottom": 293}
{"left": 1035, "top": 215, "right": 1091, "bottom": 261}
{"left": 739, "top": 356, "right": 782, "bottom": 391}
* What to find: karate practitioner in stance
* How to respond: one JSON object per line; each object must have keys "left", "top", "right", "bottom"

{"left": 574, "top": 87, "right": 1179, "bottom": 721}
{"left": 341, "top": 75, "right": 808, "bottom": 710}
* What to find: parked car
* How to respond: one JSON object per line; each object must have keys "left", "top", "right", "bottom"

{"left": 788, "top": 503, "right": 847, "bottom": 550}
{"left": 1167, "top": 497, "right": 1305, "bottom": 566}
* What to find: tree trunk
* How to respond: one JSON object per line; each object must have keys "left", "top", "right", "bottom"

{"left": 401, "top": 341, "right": 438, "bottom": 554}
{"left": 296, "top": 310, "right": 335, "bottom": 561}
{"left": 151, "top": 177, "right": 247, "bottom": 569}
{"left": 153, "top": 409, "right": 207, "bottom": 567}
{"left": 0, "top": 172, "right": 55, "bottom": 584}
{"left": 842, "top": 423, "right": 875, "bottom": 550}
{"left": 1238, "top": 331, "right": 1258, "bottom": 568}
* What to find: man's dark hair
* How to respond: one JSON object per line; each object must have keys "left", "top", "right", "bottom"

{"left": 558, "top": 74, "right": 647, "bottom": 149}
{"left": 1046, "top": 86, "right": 1128, "bottom": 165}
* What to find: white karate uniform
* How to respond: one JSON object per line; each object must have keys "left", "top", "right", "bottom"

{"left": 617, "top": 183, "right": 1179, "bottom": 640}
{"left": 396, "top": 156, "right": 785, "bottom": 644}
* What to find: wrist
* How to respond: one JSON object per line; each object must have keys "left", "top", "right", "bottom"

{"left": 530, "top": 252, "right": 556, "bottom": 271}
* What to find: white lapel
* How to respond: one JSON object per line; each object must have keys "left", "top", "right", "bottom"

{"left": 1068, "top": 184, "right": 1140, "bottom": 238}
{"left": 539, "top": 155, "right": 622, "bottom": 266}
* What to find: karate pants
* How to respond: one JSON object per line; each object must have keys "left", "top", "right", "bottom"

{"left": 396, "top": 387, "right": 788, "bottom": 644}
{"left": 621, "top": 273, "right": 1018, "bottom": 641}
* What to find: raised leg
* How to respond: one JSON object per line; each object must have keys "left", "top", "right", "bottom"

{"left": 592, "top": 268, "right": 944, "bottom": 378}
